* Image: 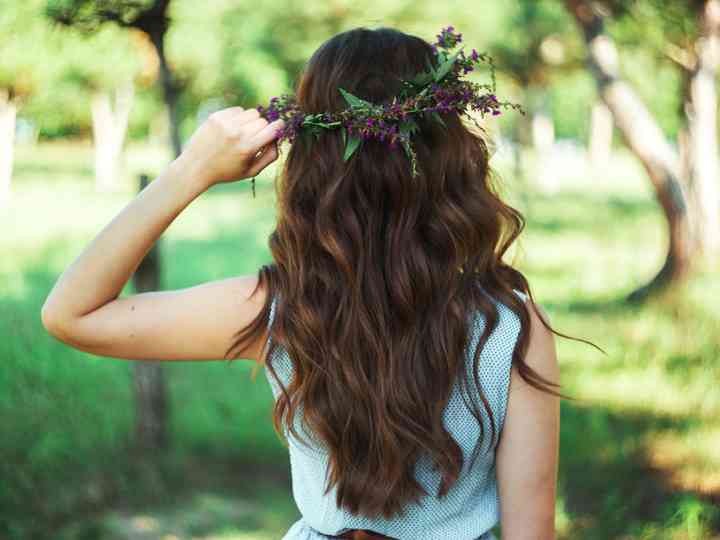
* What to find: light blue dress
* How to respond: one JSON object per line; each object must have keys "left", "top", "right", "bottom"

{"left": 263, "top": 289, "right": 528, "bottom": 540}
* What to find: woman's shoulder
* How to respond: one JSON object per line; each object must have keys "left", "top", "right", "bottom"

{"left": 509, "top": 292, "right": 559, "bottom": 390}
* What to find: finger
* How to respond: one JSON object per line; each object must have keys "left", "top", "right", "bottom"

{"left": 246, "top": 143, "right": 279, "bottom": 177}
{"left": 247, "top": 119, "right": 285, "bottom": 150}
{"left": 234, "top": 108, "right": 261, "bottom": 125}
{"left": 239, "top": 117, "right": 269, "bottom": 136}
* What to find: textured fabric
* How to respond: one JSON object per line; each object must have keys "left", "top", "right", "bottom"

{"left": 263, "top": 289, "right": 527, "bottom": 540}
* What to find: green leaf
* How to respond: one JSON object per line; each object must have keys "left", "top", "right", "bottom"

{"left": 300, "top": 129, "right": 313, "bottom": 147}
{"left": 400, "top": 138, "right": 413, "bottom": 160}
{"left": 339, "top": 87, "right": 373, "bottom": 108}
{"left": 343, "top": 134, "right": 362, "bottom": 161}
{"left": 431, "top": 111, "right": 446, "bottom": 129}
{"left": 424, "top": 55, "right": 437, "bottom": 78}
{"left": 399, "top": 117, "right": 420, "bottom": 137}
{"left": 434, "top": 47, "right": 464, "bottom": 82}
{"left": 341, "top": 127, "right": 347, "bottom": 145}
{"left": 400, "top": 139, "right": 419, "bottom": 178}
{"left": 410, "top": 71, "right": 433, "bottom": 87}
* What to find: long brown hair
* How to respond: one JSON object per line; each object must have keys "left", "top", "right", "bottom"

{"left": 225, "top": 26, "right": 602, "bottom": 520}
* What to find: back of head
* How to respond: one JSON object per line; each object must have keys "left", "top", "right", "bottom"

{"left": 237, "top": 26, "right": 549, "bottom": 520}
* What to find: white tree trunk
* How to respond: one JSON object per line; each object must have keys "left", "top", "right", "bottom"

{"left": 532, "top": 109, "right": 555, "bottom": 151}
{"left": 91, "top": 81, "right": 134, "bottom": 192}
{"left": 0, "top": 89, "right": 17, "bottom": 207}
{"left": 566, "top": 0, "right": 693, "bottom": 301}
{"left": 589, "top": 100, "right": 613, "bottom": 168}
{"left": 687, "top": 0, "right": 720, "bottom": 258}
{"left": 532, "top": 108, "right": 558, "bottom": 192}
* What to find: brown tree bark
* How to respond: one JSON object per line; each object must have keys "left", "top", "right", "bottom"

{"left": 565, "top": 0, "right": 694, "bottom": 303}
{"left": 131, "top": 173, "right": 169, "bottom": 452}
{"left": 147, "top": 28, "right": 182, "bottom": 158}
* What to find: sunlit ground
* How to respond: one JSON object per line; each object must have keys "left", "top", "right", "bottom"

{"left": 1, "top": 140, "right": 718, "bottom": 539}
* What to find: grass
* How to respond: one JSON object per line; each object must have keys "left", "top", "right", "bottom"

{"left": 1, "top": 140, "right": 718, "bottom": 539}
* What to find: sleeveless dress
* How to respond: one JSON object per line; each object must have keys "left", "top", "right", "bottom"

{"left": 263, "top": 289, "right": 528, "bottom": 540}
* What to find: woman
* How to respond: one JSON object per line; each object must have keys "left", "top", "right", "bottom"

{"left": 43, "top": 26, "right": 574, "bottom": 540}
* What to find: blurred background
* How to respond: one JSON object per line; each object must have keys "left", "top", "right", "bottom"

{"left": 1, "top": 0, "right": 719, "bottom": 538}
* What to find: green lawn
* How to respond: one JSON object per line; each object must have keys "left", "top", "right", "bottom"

{"left": 1, "top": 140, "right": 718, "bottom": 539}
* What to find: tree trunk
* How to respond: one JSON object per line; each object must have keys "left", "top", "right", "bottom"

{"left": 131, "top": 173, "right": 169, "bottom": 452}
{"left": 148, "top": 30, "right": 182, "bottom": 158}
{"left": 91, "top": 81, "right": 134, "bottom": 192}
{"left": 685, "top": 0, "right": 720, "bottom": 259}
{"left": 588, "top": 99, "right": 613, "bottom": 168}
{"left": 532, "top": 109, "right": 555, "bottom": 152}
{"left": 513, "top": 118, "right": 526, "bottom": 191}
{"left": 532, "top": 103, "right": 558, "bottom": 193}
{"left": 513, "top": 89, "right": 532, "bottom": 212}
{"left": 565, "top": 0, "right": 694, "bottom": 303}
{"left": 0, "top": 89, "right": 17, "bottom": 206}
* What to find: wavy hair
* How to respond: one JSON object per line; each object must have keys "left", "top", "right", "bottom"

{"left": 225, "top": 26, "right": 601, "bottom": 520}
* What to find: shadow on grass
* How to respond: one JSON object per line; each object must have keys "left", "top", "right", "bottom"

{"left": 523, "top": 191, "right": 658, "bottom": 235}
{"left": 559, "top": 401, "right": 720, "bottom": 539}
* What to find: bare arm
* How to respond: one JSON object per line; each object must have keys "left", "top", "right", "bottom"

{"left": 496, "top": 299, "right": 561, "bottom": 540}
{"left": 41, "top": 108, "right": 284, "bottom": 363}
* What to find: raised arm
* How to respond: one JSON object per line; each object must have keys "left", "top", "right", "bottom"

{"left": 41, "top": 107, "right": 284, "bottom": 363}
{"left": 496, "top": 298, "right": 561, "bottom": 540}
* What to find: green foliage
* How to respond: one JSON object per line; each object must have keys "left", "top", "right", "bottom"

{"left": 599, "top": 0, "right": 699, "bottom": 138}
{"left": 430, "top": 110, "right": 446, "bottom": 128}
{"left": 342, "top": 133, "right": 362, "bottom": 161}
{"left": 0, "top": 0, "right": 67, "bottom": 98}
{"left": 488, "top": 0, "right": 580, "bottom": 87}
{"left": 339, "top": 87, "right": 372, "bottom": 109}
{"left": 45, "top": 0, "right": 159, "bottom": 32}
{"left": 544, "top": 71, "right": 596, "bottom": 141}
{"left": 618, "top": 46, "right": 684, "bottom": 138}
{"left": 432, "top": 47, "right": 463, "bottom": 82}
{"left": 0, "top": 0, "right": 704, "bottom": 143}
{"left": 604, "top": 0, "right": 699, "bottom": 49}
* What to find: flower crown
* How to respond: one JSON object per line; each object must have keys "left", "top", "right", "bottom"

{"left": 255, "top": 26, "right": 524, "bottom": 184}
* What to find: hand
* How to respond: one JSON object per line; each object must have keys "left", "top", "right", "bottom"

{"left": 176, "top": 106, "right": 285, "bottom": 189}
